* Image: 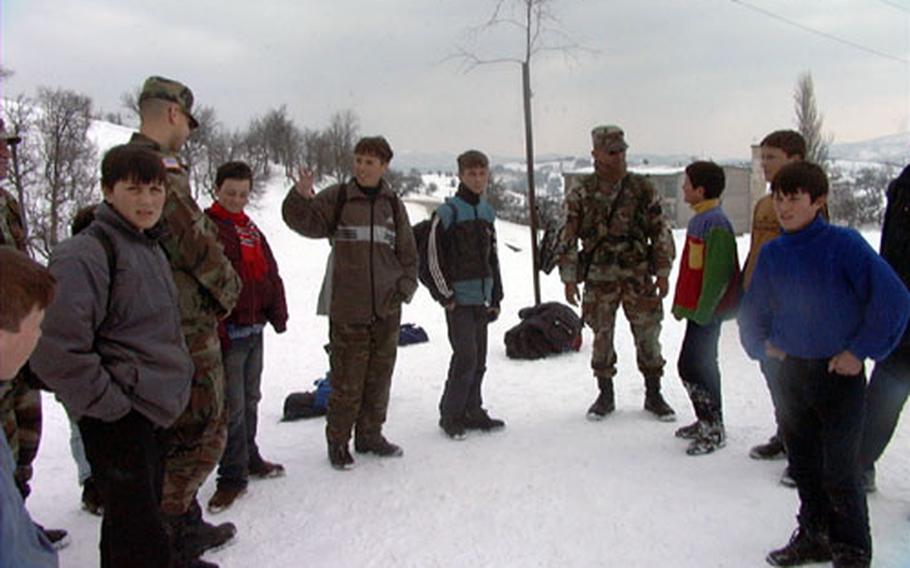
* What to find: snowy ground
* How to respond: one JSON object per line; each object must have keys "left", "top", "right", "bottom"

{"left": 25, "top": 177, "right": 910, "bottom": 567}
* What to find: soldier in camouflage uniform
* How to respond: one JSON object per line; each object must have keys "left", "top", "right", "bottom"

{"left": 127, "top": 76, "right": 241, "bottom": 566}
{"left": 0, "top": 119, "right": 44, "bottom": 499}
{"left": 558, "top": 125, "right": 677, "bottom": 421}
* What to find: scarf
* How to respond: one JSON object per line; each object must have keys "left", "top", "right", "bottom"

{"left": 209, "top": 201, "right": 268, "bottom": 281}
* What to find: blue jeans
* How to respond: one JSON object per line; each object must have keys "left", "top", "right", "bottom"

{"left": 777, "top": 356, "right": 870, "bottom": 555}
{"left": 677, "top": 319, "right": 723, "bottom": 424}
{"left": 859, "top": 348, "right": 910, "bottom": 470}
{"left": 216, "top": 332, "right": 264, "bottom": 489}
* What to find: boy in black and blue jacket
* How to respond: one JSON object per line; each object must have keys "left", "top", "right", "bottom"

{"left": 426, "top": 150, "right": 504, "bottom": 440}
{"left": 738, "top": 162, "right": 910, "bottom": 568}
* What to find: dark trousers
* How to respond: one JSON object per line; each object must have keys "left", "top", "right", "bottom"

{"left": 859, "top": 348, "right": 910, "bottom": 470}
{"left": 677, "top": 319, "right": 723, "bottom": 424}
{"left": 760, "top": 357, "right": 786, "bottom": 440}
{"left": 327, "top": 309, "right": 401, "bottom": 445}
{"left": 217, "top": 332, "right": 265, "bottom": 489}
{"left": 777, "top": 357, "right": 870, "bottom": 554}
{"left": 79, "top": 410, "right": 172, "bottom": 568}
{"left": 439, "top": 305, "right": 489, "bottom": 419}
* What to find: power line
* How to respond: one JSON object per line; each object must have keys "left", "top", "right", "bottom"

{"left": 730, "top": 0, "right": 910, "bottom": 64}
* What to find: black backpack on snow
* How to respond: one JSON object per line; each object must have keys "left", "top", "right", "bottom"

{"left": 413, "top": 202, "right": 456, "bottom": 292}
{"left": 504, "top": 302, "right": 583, "bottom": 360}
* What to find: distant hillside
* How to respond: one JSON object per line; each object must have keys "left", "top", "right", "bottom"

{"left": 830, "top": 131, "right": 909, "bottom": 166}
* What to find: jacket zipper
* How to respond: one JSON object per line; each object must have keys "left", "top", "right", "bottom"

{"left": 370, "top": 199, "right": 377, "bottom": 321}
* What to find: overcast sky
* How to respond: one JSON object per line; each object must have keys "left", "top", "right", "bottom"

{"left": 3, "top": 0, "right": 908, "bottom": 160}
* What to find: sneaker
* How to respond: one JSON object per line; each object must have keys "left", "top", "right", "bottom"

{"left": 861, "top": 468, "right": 876, "bottom": 494}
{"left": 586, "top": 391, "right": 615, "bottom": 421}
{"left": 328, "top": 443, "right": 354, "bottom": 470}
{"left": 685, "top": 424, "right": 726, "bottom": 456}
{"left": 463, "top": 409, "right": 506, "bottom": 431}
{"left": 81, "top": 476, "right": 103, "bottom": 516}
{"left": 38, "top": 526, "right": 70, "bottom": 551}
{"left": 766, "top": 526, "right": 831, "bottom": 566}
{"left": 750, "top": 435, "right": 787, "bottom": 460}
{"left": 675, "top": 420, "right": 702, "bottom": 440}
{"left": 439, "top": 417, "right": 467, "bottom": 440}
{"left": 779, "top": 467, "right": 797, "bottom": 488}
{"left": 354, "top": 435, "right": 404, "bottom": 457}
{"left": 644, "top": 392, "right": 676, "bottom": 422}
{"left": 207, "top": 486, "right": 247, "bottom": 514}
{"left": 248, "top": 459, "right": 285, "bottom": 479}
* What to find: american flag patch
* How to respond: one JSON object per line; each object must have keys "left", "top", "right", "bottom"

{"left": 162, "top": 157, "right": 181, "bottom": 170}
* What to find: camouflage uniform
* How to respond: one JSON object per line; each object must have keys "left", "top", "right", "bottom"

{"left": 126, "top": 133, "right": 241, "bottom": 515}
{"left": 558, "top": 127, "right": 675, "bottom": 404}
{"left": 0, "top": 186, "right": 43, "bottom": 497}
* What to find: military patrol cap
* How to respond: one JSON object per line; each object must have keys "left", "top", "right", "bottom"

{"left": 0, "top": 118, "right": 22, "bottom": 145}
{"left": 139, "top": 75, "right": 199, "bottom": 129}
{"left": 591, "top": 125, "right": 628, "bottom": 152}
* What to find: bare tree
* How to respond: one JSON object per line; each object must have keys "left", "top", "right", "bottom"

{"left": 828, "top": 165, "right": 894, "bottom": 228}
{"left": 29, "top": 87, "right": 98, "bottom": 258}
{"left": 324, "top": 110, "right": 359, "bottom": 184}
{"left": 794, "top": 72, "right": 831, "bottom": 166}
{"left": 120, "top": 86, "right": 142, "bottom": 119}
{"left": 452, "top": 0, "right": 587, "bottom": 304}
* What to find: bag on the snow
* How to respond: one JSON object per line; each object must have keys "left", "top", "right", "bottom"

{"left": 398, "top": 323, "right": 429, "bottom": 346}
{"left": 504, "top": 302, "right": 583, "bottom": 360}
{"left": 281, "top": 373, "right": 333, "bottom": 421}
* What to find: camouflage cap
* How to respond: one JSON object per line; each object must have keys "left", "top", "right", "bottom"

{"left": 0, "top": 117, "right": 22, "bottom": 145}
{"left": 591, "top": 125, "right": 628, "bottom": 152}
{"left": 139, "top": 75, "right": 199, "bottom": 129}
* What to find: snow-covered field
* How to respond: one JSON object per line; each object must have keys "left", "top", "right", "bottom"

{"left": 23, "top": 164, "right": 910, "bottom": 567}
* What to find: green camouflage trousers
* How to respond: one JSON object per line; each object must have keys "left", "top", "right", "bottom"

{"left": 327, "top": 310, "right": 401, "bottom": 446}
{"left": 162, "top": 328, "right": 227, "bottom": 516}
{"left": 0, "top": 368, "right": 42, "bottom": 497}
{"left": 582, "top": 279, "right": 666, "bottom": 382}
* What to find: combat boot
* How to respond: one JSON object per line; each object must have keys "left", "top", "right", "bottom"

{"left": 354, "top": 435, "right": 404, "bottom": 457}
{"left": 463, "top": 408, "right": 506, "bottom": 431}
{"left": 328, "top": 443, "right": 355, "bottom": 470}
{"left": 766, "top": 523, "right": 831, "bottom": 566}
{"left": 586, "top": 377, "right": 615, "bottom": 420}
{"left": 182, "top": 499, "right": 237, "bottom": 556}
{"left": 644, "top": 376, "right": 676, "bottom": 422}
{"left": 831, "top": 544, "right": 871, "bottom": 568}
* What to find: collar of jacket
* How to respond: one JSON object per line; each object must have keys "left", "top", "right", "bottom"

{"left": 780, "top": 213, "right": 826, "bottom": 244}
{"left": 346, "top": 177, "right": 394, "bottom": 201}
{"left": 128, "top": 132, "right": 186, "bottom": 168}
{"left": 455, "top": 183, "right": 480, "bottom": 206}
{"left": 690, "top": 198, "right": 721, "bottom": 214}
{"left": 95, "top": 201, "right": 166, "bottom": 243}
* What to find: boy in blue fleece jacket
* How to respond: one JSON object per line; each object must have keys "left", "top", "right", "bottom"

{"left": 738, "top": 162, "right": 910, "bottom": 568}
{"left": 671, "top": 161, "right": 740, "bottom": 456}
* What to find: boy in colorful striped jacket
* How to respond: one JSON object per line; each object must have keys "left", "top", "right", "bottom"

{"left": 671, "top": 161, "right": 741, "bottom": 455}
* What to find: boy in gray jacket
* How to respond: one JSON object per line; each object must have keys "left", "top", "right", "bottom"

{"left": 31, "top": 145, "right": 193, "bottom": 567}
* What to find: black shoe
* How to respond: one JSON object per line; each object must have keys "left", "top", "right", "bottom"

{"left": 439, "top": 417, "right": 467, "bottom": 440}
{"left": 328, "top": 443, "right": 355, "bottom": 470}
{"left": 779, "top": 467, "right": 797, "bottom": 488}
{"left": 831, "top": 544, "right": 871, "bottom": 568}
{"left": 248, "top": 456, "right": 286, "bottom": 479}
{"left": 586, "top": 391, "right": 615, "bottom": 420}
{"left": 463, "top": 409, "right": 506, "bottom": 431}
{"left": 185, "top": 560, "right": 219, "bottom": 568}
{"left": 644, "top": 392, "right": 676, "bottom": 422}
{"left": 675, "top": 420, "right": 702, "bottom": 440}
{"left": 766, "top": 526, "right": 831, "bottom": 566}
{"left": 81, "top": 477, "right": 103, "bottom": 516}
{"left": 37, "top": 525, "right": 70, "bottom": 551}
{"left": 354, "top": 435, "right": 404, "bottom": 457}
{"left": 183, "top": 518, "right": 236, "bottom": 557}
{"left": 750, "top": 435, "right": 787, "bottom": 460}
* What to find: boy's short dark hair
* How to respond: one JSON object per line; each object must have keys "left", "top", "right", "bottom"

{"left": 760, "top": 130, "right": 807, "bottom": 159}
{"left": 0, "top": 248, "right": 56, "bottom": 332}
{"left": 457, "top": 150, "right": 489, "bottom": 173}
{"left": 101, "top": 145, "right": 167, "bottom": 190}
{"left": 685, "top": 161, "right": 726, "bottom": 199}
{"left": 215, "top": 161, "right": 253, "bottom": 189}
{"left": 354, "top": 136, "right": 393, "bottom": 163}
{"left": 771, "top": 161, "right": 828, "bottom": 202}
